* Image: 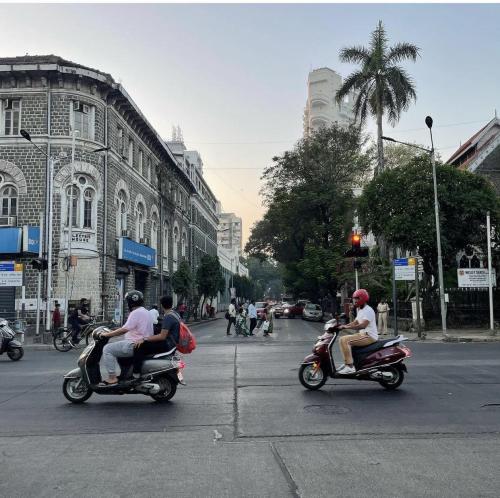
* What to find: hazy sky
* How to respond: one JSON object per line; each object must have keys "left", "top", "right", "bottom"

{"left": 1, "top": 3, "right": 500, "bottom": 244}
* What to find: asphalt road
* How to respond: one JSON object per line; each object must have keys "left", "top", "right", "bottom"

{"left": 1, "top": 317, "right": 500, "bottom": 497}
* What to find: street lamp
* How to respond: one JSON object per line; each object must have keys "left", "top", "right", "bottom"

{"left": 381, "top": 115, "right": 447, "bottom": 334}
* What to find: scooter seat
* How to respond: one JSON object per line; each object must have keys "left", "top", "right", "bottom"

{"left": 352, "top": 338, "right": 396, "bottom": 356}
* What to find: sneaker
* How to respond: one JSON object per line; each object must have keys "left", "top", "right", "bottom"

{"left": 337, "top": 365, "right": 356, "bottom": 375}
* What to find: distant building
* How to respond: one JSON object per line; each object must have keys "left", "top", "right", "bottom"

{"left": 447, "top": 115, "right": 500, "bottom": 195}
{"left": 303, "top": 67, "right": 357, "bottom": 136}
{"left": 217, "top": 211, "right": 243, "bottom": 257}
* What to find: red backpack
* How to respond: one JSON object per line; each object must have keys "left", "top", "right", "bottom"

{"left": 169, "top": 311, "right": 196, "bottom": 354}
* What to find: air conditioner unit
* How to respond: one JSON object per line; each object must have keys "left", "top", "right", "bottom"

{"left": 121, "top": 229, "right": 131, "bottom": 238}
{"left": 73, "top": 101, "right": 80, "bottom": 111}
{"left": 0, "top": 216, "right": 16, "bottom": 227}
{"left": 82, "top": 104, "right": 90, "bottom": 114}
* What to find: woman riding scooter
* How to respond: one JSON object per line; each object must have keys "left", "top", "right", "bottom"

{"left": 336, "top": 289, "right": 378, "bottom": 375}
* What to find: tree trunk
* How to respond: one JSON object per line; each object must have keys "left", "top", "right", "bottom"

{"left": 376, "top": 94, "right": 384, "bottom": 175}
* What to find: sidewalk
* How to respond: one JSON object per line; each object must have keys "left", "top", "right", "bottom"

{"left": 384, "top": 327, "right": 500, "bottom": 343}
{"left": 20, "top": 314, "right": 222, "bottom": 351}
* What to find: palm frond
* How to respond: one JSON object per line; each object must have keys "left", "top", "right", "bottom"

{"left": 386, "top": 42, "right": 420, "bottom": 64}
{"left": 338, "top": 46, "right": 371, "bottom": 64}
{"left": 335, "top": 70, "right": 369, "bottom": 104}
{"left": 370, "top": 20, "right": 388, "bottom": 64}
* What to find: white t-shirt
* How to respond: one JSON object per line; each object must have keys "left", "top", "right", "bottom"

{"left": 356, "top": 304, "right": 378, "bottom": 340}
{"left": 149, "top": 308, "right": 159, "bottom": 325}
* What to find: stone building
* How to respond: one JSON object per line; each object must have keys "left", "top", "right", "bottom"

{"left": 0, "top": 55, "right": 209, "bottom": 324}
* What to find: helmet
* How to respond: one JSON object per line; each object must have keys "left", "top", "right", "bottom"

{"left": 125, "top": 290, "right": 144, "bottom": 310}
{"left": 352, "top": 289, "right": 369, "bottom": 308}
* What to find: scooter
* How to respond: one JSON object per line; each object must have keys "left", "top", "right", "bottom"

{"left": 299, "top": 318, "right": 411, "bottom": 391}
{"left": 0, "top": 318, "right": 24, "bottom": 361}
{"left": 62, "top": 327, "right": 185, "bottom": 404}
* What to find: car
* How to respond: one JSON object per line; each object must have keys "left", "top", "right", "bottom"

{"left": 273, "top": 302, "right": 285, "bottom": 318}
{"left": 302, "top": 303, "right": 324, "bottom": 322}
{"left": 282, "top": 300, "right": 309, "bottom": 319}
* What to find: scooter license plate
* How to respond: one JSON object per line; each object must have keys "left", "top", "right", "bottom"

{"left": 177, "top": 370, "right": 184, "bottom": 382}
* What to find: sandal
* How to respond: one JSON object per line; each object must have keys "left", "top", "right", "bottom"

{"left": 98, "top": 380, "right": 118, "bottom": 387}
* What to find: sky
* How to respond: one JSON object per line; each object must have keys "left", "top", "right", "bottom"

{"left": 1, "top": 3, "right": 500, "bottom": 245}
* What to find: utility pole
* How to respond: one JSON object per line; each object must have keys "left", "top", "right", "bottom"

{"left": 487, "top": 211, "right": 495, "bottom": 334}
{"left": 35, "top": 212, "right": 44, "bottom": 337}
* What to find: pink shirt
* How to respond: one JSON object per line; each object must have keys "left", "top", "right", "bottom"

{"left": 123, "top": 307, "right": 153, "bottom": 342}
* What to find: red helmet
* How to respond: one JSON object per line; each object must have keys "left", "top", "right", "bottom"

{"left": 352, "top": 289, "right": 369, "bottom": 307}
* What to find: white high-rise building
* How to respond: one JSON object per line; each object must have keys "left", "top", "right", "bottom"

{"left": 217, "top": 212, "right": 243, "bottom": 257}
{"left": 303, "top": 67, "right": 357, "bottom": 136}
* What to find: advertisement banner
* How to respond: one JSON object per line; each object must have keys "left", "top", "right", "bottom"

{"left": 22, "top": 226, "right": 41, "bottom": 253}
{"left": 0, "top": 228, "right": 22, "bottom": 254}
{"left": 457, "top": 269, "right": 497, "bottom": 288}
{"left": 118, "top": 237, "right": 156, "bottom": 267}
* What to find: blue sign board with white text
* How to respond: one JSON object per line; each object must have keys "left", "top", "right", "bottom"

{"left": 22, "top": 226, "right": 41, "bottom": 254}
{"left": 118, "top": 237, "right": 156, "bottom": 267}
{"left": 394, "top": 258, "right": 408, "bottom": 266}
{"left": 0, "top": 228, "right": 22, "bottom": 254}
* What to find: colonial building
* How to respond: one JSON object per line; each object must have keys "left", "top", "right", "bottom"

{"left": 0, "top": 55, "right": 215, "bottom": 324}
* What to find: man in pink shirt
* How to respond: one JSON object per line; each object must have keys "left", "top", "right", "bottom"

{"left": 100, "top": 290, "right": 153, "bottom": 385}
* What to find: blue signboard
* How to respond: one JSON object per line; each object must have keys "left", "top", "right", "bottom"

{"left": 394, "top": 258, "right": 408, "bottom": 266}
{"left": 0, "top": 228, "right": 22, "bottom": 254}
{"left": 0, "top": 262, "right": 15, "bottom": 271}
{"left": 22, "top": 226, "right": 41, "bottom": 254}
{"left": 118, "top": 237, "right": 156, "bottom": 267}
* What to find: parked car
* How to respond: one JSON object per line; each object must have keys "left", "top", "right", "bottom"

{"left": 302, "top": 303, "right": 323, "bottom": 322}
{"left": 273, "top": 302, "right": 285, "bottom": 318}
{"left": 282, "top": 300, "right": 309, "bottom": 319}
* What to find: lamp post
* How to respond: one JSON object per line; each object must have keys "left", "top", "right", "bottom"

{"left": 382, "top": 115, "right": 447, "bottom": 334}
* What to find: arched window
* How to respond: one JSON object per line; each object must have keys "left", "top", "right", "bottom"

{"left": 0, "top": 184, "right": 18, "bottom": 216}
{"left": 162, "top": 221, "right": 169, "bottom": 261}
{"left": 151, "top": 212, "right": 159, "bottom": 266}
{"left": 173, "top": 226, "right": 179, "bottom": 263}
{"left": 136, "top": 202, "right": 145, "bottom": 242}
{"left": 115, "top": 190, "right": 128, "bottom": 237}
{"left": 64, "top": 175, "right": 96, "bottom": 229}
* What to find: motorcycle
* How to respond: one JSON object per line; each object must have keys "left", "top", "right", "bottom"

{"left": 62, "top": 327, "right": 185, "bottom": 404}
{"left": 299, "top": 317, "right": 411, "bottom": 391}
{"left": 0, "top": 318, "right": 24, "bottom": 361}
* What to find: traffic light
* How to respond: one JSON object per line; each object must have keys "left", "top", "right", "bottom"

{"left": 353, "top": 259, "right": 363, "bottom": 270}
{"left": 31, "top": 258, "right": 48, "bottom": 271}
{"left": 352, "top": 233, "right": 361, "bottom": 252}
{"left": 343, "top": 232, "right": 369, "bottom": 258}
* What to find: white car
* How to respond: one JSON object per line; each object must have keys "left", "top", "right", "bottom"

{"left": 302, "top": 303, "right": 323, "bottom": 322}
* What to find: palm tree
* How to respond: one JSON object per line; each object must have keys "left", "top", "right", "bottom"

{"left": 336, "top": 21, "right": 420, "bottom": 174}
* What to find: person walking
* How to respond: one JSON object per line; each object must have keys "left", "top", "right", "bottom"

{"left": 248, "top": 300, "right": 257, "bottom": 336}
{"left": 377, "top": 298, "right": 390, "bottom": 335}
{"left": 52, "top": 301, "right": 62, "bottom": 331}
{"left": 177, "top": 301, "right": 187, "bottom": 319}
{"left": 149, "top": 305, "right": 160, "bottom": 334}
{"left": 226, "top": 298, "right": 236, "bottom": 336}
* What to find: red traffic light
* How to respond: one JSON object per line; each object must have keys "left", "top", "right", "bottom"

{"left": 351, "top": 233, "right": 361, "bottom": 246}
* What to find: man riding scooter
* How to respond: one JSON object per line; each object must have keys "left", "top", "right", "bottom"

{"left": 336, "top": 289, "right": 378, "bottom": 375}
{"left": 99, "top": 290, "right": 153, "bottom": 386}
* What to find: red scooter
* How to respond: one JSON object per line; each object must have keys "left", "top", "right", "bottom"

{"left": 299, "top": 318, "right": 411, "bottom": 391}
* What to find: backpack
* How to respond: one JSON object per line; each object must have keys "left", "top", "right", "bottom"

{"left": 169, "top": 311, "right": 196, "bottom": 354}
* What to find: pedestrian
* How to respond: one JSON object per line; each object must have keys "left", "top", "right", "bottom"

{"left": 177, "top": 301, "right": 187, "bottom": 319}
{"left": 377, "top": 298, "right": 390, "bottom": 335}
{"left": 261, "top": 305, "right": 270, "bottom": 337}
{"left": 247, "top": 300, "right": 257, "bottom": 336}
{"left": 52, "top": 301, "right": 61, "bottom": 331}
{"left": 149, "top": 305, "right": 160, "bottom": 334}
{"left": 235, "top": 307, "right": 249, "bottom": 336}
{"left": 226, "top": 298, "right": 236, "bottom": 336}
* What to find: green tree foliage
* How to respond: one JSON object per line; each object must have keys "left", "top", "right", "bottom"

{"left": 336, "top": 21, "right": 420, "bottom": 174}
{"left": 358, "top": 155, "right": 500, "bottom": 291}
{"left": 171, "top": 260, "right": 194, "bottom": 302}
{"left": 196, "top": 255, "right": 225, "bottom": 315}
{"left": 246, "top": 257, "right": 283, "bottom": 299}
{"left": 246, "top": 124, "right": 371, "bottom": 299}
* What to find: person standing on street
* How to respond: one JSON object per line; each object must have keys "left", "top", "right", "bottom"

{"left": 226, "top": 298, "right": 236, "bottom": 335}
{"left": 52, "top": 301, "right": 62, "bottom": 331}
{"left": 377, "top": 298, "right": 390, "bottom": 335}
{"left": 149, "top": 305, "right": 160, "bottom": 334}
{"left": 248, "top": 300, "right": 257, "bottom": 336}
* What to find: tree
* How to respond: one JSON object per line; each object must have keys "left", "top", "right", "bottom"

{"left": 171, "top": 260, "right": 194, "bottom": 303}
{"left": 336, "top": 20, "right": 420, "bottom": 174}
{"left": 246, "top": 257, "right": 284, "bottom": 299}
{"left": 358, "top": 155, "right": 500, "bottom": 293}
{"left": 246, "top": 124, "right": 371, "bottom": 299}
{"left": 196, "top": 255, "right": 225, "bottom": 317}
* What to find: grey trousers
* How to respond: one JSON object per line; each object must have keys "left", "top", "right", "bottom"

{"left": 103, "top": 340, "right": 135, "bottom": 375}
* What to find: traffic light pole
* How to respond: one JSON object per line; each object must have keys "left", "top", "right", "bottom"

{"left": 45, "top": 157, "right": 55, "bottom": 335}
{"left": 35, "top": 211, "right": 44, "bottom": 338}
{"left": 354, "top": 263, "right": 359, "bottom": 290}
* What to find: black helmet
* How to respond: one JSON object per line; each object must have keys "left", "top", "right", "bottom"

{"left": 125, "top": 290, "right": 144, "bottom": 310}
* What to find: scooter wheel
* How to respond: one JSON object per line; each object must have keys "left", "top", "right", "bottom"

{"left": 299, "top": 364, "right": 327, "bottom": 390}
{"left": 7, "top": 347, "right": 24, "bottom": 361}
{"left": 379, "top": 366, "right": 405, "bottom": 390}
{"left": 63, "top": 377, "right": 93, "bottom": 403}
{"left": 151, "top": 377, "right": 177, "bottom": 403}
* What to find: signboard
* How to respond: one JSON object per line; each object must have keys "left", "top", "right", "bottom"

{"left": 394, "top": 258, "right": 417, "bottom": 281}
{"left": 118, "top": 237, "right": 156, "bottom": 267}
{"left": 0, "top": 228, "right": 22, "bottom": 254}
{"left": 0, "top": 260, "right": 23, "bottom": 287}
{"left": 22, "top": 226, "right": 41, "bottom": 254}
{"left": 457, "top": 269, "right": 497, "bottom": 288}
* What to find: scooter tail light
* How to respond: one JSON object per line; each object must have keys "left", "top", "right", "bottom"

{"left": 178, "top": 360, "right": 186, "bottom": 369}
{"left": 400, "top": 346, "right": 412, "bottom": 358}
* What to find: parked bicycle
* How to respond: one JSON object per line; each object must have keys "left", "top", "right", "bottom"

{"left": 53, "top": 317, "right": 115, "bottom": 352}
